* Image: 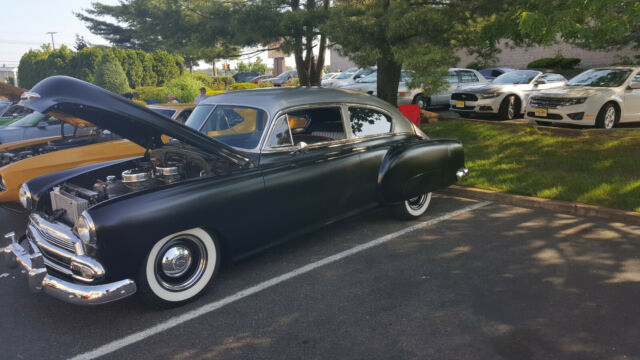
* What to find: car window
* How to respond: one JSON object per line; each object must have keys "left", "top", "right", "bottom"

{"left": 538, "top": 74, "right": 566, "bottom": 83}
{"left": 348, "top": 107, "right": 392, "bottom": 137}
{"left": 491, "top": 70, "right": 502, "bottom": 77}
{"left": 150, "top": 108, "right": 178, "bottom": 118}
{"left": 267, "top": 115, "right": 293, "bottom": 147}
{"left": 185, "top": 105, "right": 267, "bottom": 149}
{"left": 632, "top": 74, "right": 640, "bottom": 83}
{"left": 444, "top": 72, "right": 459, "bottom": 84}
{"left": 175, "top": 109, "right": 192, "bottom": 124}
{"left": 458, "top": 71, "right": 479, "bottom": 83}
{"left": 9, "top": 112, "right": 50, "bottom": 127}
{"left": 493, "top": 70, "right": 540, "bottom": 85}
{"left": 286, "top": 107, "right": 346, "bottom": 144}
{"left": 567, "top": 69, "right": 632, "bottom": 87}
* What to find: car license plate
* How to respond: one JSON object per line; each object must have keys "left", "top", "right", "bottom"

{"left": 535, "top": 108, "right": 548, "bottom": 117}
{"left": 456, "top": 101, "right": 465, "bottom": 108}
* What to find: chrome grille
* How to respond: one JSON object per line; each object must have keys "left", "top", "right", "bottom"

{"left": 32, "top": 224, "right": 77, "bottom": 253}
{"left": 529, "top": 97, "right": 566, "bottom": 109}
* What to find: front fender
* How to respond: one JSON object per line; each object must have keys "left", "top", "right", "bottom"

{"left": 378, "top": 139, "right": 464, "bottom": 204}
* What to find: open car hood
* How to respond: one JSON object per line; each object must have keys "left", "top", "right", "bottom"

{"left": 0, "top": 82, "right": 26, "bottom": 103}
{"left": 19, "top": 76, "right": 249, "bottom": 166}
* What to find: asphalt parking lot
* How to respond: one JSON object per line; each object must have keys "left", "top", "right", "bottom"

{"left": 1, "top": 194, "right": 639, "bottom": 360}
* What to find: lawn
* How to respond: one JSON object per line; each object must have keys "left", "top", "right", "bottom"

{"left": 422, "top": 120, "right": 640, "bottom": 212}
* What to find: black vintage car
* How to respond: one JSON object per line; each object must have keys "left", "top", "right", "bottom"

{"left": 1, "top": 76, "right": 468, "bottom": 306}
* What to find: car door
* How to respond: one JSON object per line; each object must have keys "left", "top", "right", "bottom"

{"left": 432, "top": 71, "right": 460, "bottom": 105}
{"left": 623, "top": 72, "right": 640, "bottom": 121}
{"left": 259, "top": 106, "right": 365, "bottom": 243}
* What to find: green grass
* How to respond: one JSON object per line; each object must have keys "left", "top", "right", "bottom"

{"left": 422, "top": 120, "right": 640, "bottom": 212}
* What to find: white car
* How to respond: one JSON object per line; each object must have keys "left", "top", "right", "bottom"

{"left": 322, "top": 67, "right": 376, "bottom": 88}
{"left": 450, "top": 70, "right": 567, "bottom": 119}
{"left": 342, "top": 68, "right": 486, "bottom": 109}
{"left": 525, "top": 67, "right": 640, "bottom": 129}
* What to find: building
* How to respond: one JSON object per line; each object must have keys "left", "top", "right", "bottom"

{"left": 0, "top": 66, "right": 18, "bottom": 86}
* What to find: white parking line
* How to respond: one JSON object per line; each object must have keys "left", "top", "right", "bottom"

{"left": 69, "top": 201, "right": 491, "bottom": 360}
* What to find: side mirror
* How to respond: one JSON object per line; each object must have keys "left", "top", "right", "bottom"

{"left": 628, "top": 82, "right": 640, "bottom": 90}
{"left": 535, "top": 79, "right": 548, "bottom": 85}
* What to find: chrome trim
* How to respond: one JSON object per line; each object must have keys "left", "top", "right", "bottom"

{"left": 0, "top": 176, "right": 6, "bottom": 192}
{"left": 1, "top": 232, "right": 136, "bottom": 305}
{"left": 20, "top": 91, "right": 41, "bottom": 101}
{"left": 456, "top": 167, "right": 469, "bottom": 181}
{"left": 155, "top": 166, "right": 180, "bottom": 176}
{"left": 28, "top": 214, "right": 105, "bottom": 282}
{"left": 122, "top": 168, "right": 152, "bottom": 183}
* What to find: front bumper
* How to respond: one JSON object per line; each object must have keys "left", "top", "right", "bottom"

{"left": 524, "top": 104, "right": 597, "bottom": 126}
{"left": 1, "top": 232, "right": 136, "bottom": 305}
{"left": 449, "top": 97, "right": 502, "bottom": 114}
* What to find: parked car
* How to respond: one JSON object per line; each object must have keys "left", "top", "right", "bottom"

{"left": 450, "top": 70, "right": 567, "bottom": 119}
{"left": 0, "top": 83, "right": 30, "bottom": 126}
{"left": 148, "top": 104, "right": 195, "bottom": 124}
{"left": 232, "top": 72, "right": 259, "bottom": 83}
{"left": 249, "top": 75, "right": 271, "bottom": 84}
{"left": 322, "top": 72, "right": 338, "bottom": 80}
{"left": 1, "top": 76, "right": 468, "bottom": 306}
{"left": 525, "top": 67, "right": 640, "bottom": 128}
{"left": 479, "top": 67, "right": 516, "bottom": 81}
{"left": 264, "top": 70, "right": 298, "bottom": 86}
{"left": 321, "top": 67, "right": 358, "bottom": 88}
{"left": 322, "top": 67, "right": 376, "bottom": 88}
{"left": 0, "top": 99, "right": 10, "bottom": 116}
{"left": 0, "top": 110, "right": 93, "bottom": 144}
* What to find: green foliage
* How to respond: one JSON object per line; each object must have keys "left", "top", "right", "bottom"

{"left": 422, "top": 120, "right": 640, "bottom": 212}
{"left": 229, "top": 82, "right": 259, "bottom": 90}
{"left": 17, "top": 45, "right": 184, "bottom": 89}
{"left": 94, "top": 53, "right": 131, "bottom": 94}
{"left": 152, "top": 50, "right": 181, "bottom": 86}
{"left": 137, "top": 86, "right": 171, "bottom": 103}
{"left": 211, "top": 75, "right": 235, "bottom": 89}
{"left": 237, "top": 57, "right": 267, "bottom": 75}
{"left": 527, "top": 54, "right": 581, "bottom": 69}
{"left": 166, "top": 74, "right": 203, "bottom": 103}
{"left": 466, "top": 61, "right": 483, "bottom": 70}
{"left": 192, "top": 73, "right": 212, "bottom": 87}
{"left": 257, "top": 80, "right": 274, "bottom": 88}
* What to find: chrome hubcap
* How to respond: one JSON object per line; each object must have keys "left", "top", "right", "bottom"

{"left": 407, "top": 194, "right": 427, "bottom": 210}
{"left": 604, "top": 107, "right": 616, "bottom": 128}
{"left": 155, "top": 236, "right": 207, "bottom": 291}
{"left": 161, "top": 246, "right": 192, "bottom": 278}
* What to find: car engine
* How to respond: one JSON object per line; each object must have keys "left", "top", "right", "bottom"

{"left": 48, "top": 149, "right": 214, "bottom": 224}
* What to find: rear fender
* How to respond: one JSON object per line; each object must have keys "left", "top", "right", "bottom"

{"left": 378, "top": 139, "right": 464, "bottom": 204}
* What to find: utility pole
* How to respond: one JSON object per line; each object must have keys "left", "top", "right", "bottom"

{"left": 46, "top": 32, "right": 57, "bottom": 50}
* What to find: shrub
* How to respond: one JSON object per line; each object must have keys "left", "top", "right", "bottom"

{"left": 192, "top": 73, "right": 212, "bottom": 87}
{"left": 211, "top": 75, "right": 235, "bottom": 89}
{"left": 229, "top": 82, "right": 260, "bottom": 90}
{"left": 465, "top": 61, "right": 483, "bottom": 70}
{"left": 166, "top": 74, "right": 203, "bottom": 103}
{"left": 137, "top": 86, "right": 171, "bottom": 103}
{"left": 527, "top": 55, "right": 581, "bottom": 70}
{"left": 283, "top": 78, "right": 300, "bottom": 87}
{"left": 257, "top": 80, "right": 274, "bottom": 88}
{"left": 94, "top": 53, "right": 130, "bottom": 94}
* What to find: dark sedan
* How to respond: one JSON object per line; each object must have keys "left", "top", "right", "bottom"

{"left": 1, "top": 76, "right": 468, "bottom": 306}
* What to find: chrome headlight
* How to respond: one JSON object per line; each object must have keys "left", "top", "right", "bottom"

{"left": 18, "top": 183, "right": 33, "bottom": 210}
{"left": 560, "top": 97, "right": 588, "bottom": 106}
{"left": 478, "top": 92, "right": 500, "bottom": 99}
{"left": 74, "top": 211, "right": 97, "bottom": 255}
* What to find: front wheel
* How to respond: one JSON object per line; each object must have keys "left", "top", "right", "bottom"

{"left": 394, "top": 193, "right": 432, "bottom": 220}
{"left": 137, "top": 228, "right": 220, "bottom": 307}
{"left": 413, "top": 94, "right": 430, "bottom": 110}
{"left": 595, "top": 103, "right": 618, "bottom": 129}
{"left": 498, "top": 95, "right": 517, "bottom": 120}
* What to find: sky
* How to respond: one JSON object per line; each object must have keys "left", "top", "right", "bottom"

{"left": 0, "top": 0, "right": 320, "bottom": 71}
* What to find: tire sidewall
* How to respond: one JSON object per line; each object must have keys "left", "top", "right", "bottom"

{"left": 597, "top": 103, "right": 618, "bottom": 129}
{"left": 403, "top": 193, "right": 432, "bottom": 218}
{"left": 142, "top": 228, "right": 219, "bottom": 304}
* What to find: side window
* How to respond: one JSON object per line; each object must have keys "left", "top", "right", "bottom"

{"left": 348, "top": 107, "right": 392, "bottom": 137}
{"left": 458, "top": 71, "right": 479, "bottom": 83}
{"left": 175, "top": 110, "right": 192, "bottom": 124}
{"left": 267, "top": 115, "right": 293, "bottom": 148}
{"left": 45, "top": 117, "right": 61, "bottom": 126}
{"left": 632, "top": 74, "right": 640, "bottom": 83}
{"left": 540, "top": 74, "right": 565, "bottom": 83}
{"left": 444, "top": 72, "right": 459, "bottom": 84}
{"left": 287, "top": 107, "right": 345, "bottom": 145}
{"left": 491, "top": 70, "right": 502, "bottom": 77}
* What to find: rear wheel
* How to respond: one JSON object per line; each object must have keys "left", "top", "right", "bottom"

{"left": 595, "top": 103, "right": 618, "bottom": 129}
{"left": 498, "top": 95, "right": 517, "bottom": 120}
{"left": 394, "top": 193, "right": 432, "bottom": 220}
{"left": 413, "top": 94, "right": 430, "bottom": 109}
{"left": 138, "top": 228, "right": 220, "bottom": 307}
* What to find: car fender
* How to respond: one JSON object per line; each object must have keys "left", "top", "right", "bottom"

{"left": 377, "top": 138, "right": 464, "bottom": 204}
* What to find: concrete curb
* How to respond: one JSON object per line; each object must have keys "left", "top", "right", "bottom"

{"left": 442, "top": 185, "right": 640, "bottom": 225}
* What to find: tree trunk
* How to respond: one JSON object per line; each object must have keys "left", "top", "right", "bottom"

{"left": 376, "top": 57, "right": 402, "bottom": 106}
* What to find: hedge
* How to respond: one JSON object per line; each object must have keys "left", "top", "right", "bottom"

{"left": 94, "top": 54, "right": 130, "bottom": 94}
{"left": 527, "top": 55, "right": 581, "bottom": 70}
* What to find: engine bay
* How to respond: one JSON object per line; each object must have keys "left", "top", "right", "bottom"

{"left": 47, "top": 148, "right": 216, "bottom": 224}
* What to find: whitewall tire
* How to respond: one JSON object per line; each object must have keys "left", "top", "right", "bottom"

{"left": 138, "top": 228, "right": 219, "bottom": 306}
{"left": 394, "top": 193, "right": 432, "bottom": 219}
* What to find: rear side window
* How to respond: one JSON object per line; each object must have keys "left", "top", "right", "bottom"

{"left": 458, "top": 71, "right": 479, "bottom": 83}
{"left": 268, "top": 116, "right": 293, "bottom": 147}
{"left": 348, "top": 107, "right": 392, "bottom": 137}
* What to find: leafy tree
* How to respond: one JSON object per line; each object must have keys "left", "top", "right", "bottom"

{"left": 74, "top": 34, "right": 89, "bottom": 51}
{"left": 237, "top": 56, "right": 267, "bottom": 74}
{"left": 94, "top": 53, "right": 131, "bottom": 94}
{"left": 136, "top": 50, "right": 158, "bottom": 86}
{"left": 67, "top": 47, "right": 103, "bottom": 82}
{"left": 152, "top": 50, "right": 181, "bottom": 86}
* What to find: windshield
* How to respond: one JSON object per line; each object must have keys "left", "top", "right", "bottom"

{"left": 8, "top": 111, "right": 51, "bottom": 127}
{"left": 185, "top": 104, "right": 268, "bottom": 149}
{"left": 567, "top": 69, "right": 632, "bottom": 87}
{"left": 277, "top": 71, "right": 295, "bottom": 79}
{"left": 335, "top": 70, "right": 357, "bottom": 79}
{"left": 358, "top": 72, "right": 377, "bottom": 83}
{"left": 493, "top": 70, "right": 540, "bottom": 85}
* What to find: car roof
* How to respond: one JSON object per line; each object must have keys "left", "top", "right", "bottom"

{"left": 199, "top": 87, "right": 402, "bottom": 116}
